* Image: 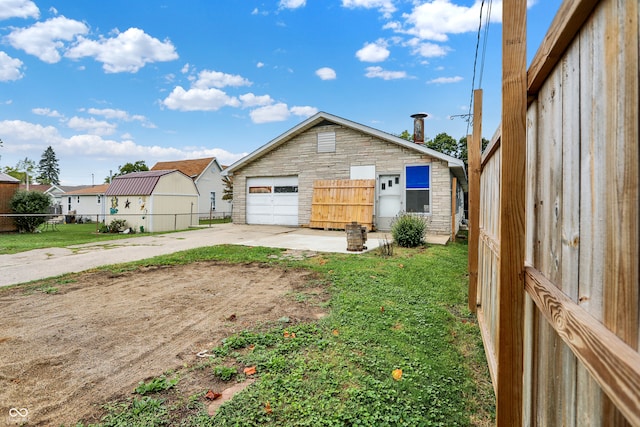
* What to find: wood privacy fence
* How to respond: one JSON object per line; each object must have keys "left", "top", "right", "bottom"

{"left": 309, "top": 179, "right": 375, "bottom": 230}
{"left": 468, "top": 0, "right": 639, "bottom": 425}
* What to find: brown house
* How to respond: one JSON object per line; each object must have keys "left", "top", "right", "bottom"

{"left": 0, "top": 173, "right": 20, "bottom": 232}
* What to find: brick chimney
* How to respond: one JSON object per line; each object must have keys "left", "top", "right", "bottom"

{"left": 410, "top": 112, "right": 428, "bottom": 144}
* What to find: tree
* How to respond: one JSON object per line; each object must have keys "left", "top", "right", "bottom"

{"left": 425, "top": 132, "right": 460, "bottom": 158}
{"left": 15, "top": 158, "right": 36, "bottom": 186}
{"left": 36, "top": 146, "right": 61, "bottom": 185}
{"left": 10, "top": 190, "right": 51, "bottom": 232}
{"left": 105, "top": 160, "right": 149, "bottom": 183}
{"left": 397, "top": 130, "right": 412, "bottom": 141}
{"left": 456, "top": 135, "right": 490, "bottom": 169}
{"left": 222, "top": 175, "right": 233, "bottom": 201}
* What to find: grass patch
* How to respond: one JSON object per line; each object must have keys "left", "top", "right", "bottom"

{"left": 0, "top": 223, "right": 197, "bottom": 255}
{"left": 69, "top": 242, "right": 494, "bottom": 426}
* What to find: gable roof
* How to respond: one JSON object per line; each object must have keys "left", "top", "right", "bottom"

{"left": 0, "top": 173, "right": 20, "bottom": 183}
{"left": 64, "top": 184, "right": 110, "bottom": 195}
{"left": 105, "top": 170, "right": 181, "bottom": 196}
{"left": 18, "top": 183, "right": 50, "bottom": 193}
{"left": 223, "top": 111, "right": 467, "bottom": 189}
{"left": 151, "top": 157, "right": 218, "bottom": 179}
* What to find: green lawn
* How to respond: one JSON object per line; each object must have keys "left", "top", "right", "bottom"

{"left": 71, "top": 242, "right": 495, "bottom": 426}
{"left": 0, "top": 223, "right": 187, "bottom": 255}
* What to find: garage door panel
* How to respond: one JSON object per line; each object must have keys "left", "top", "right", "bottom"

{"left": 247, "top": 177, "right": 298, "bottom": 226}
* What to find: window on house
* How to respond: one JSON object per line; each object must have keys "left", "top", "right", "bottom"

{"left": 77, "top": 196, "right": 80, "bottom": 203}
{"left": 249, "top": 186, "right": 272, "bottom": 194}
{"left": 317, "top": 131, "right": 336, "bottom": 153}
{"left": 210, "top": 191, "right": 216, "bottom": 211}
{"left": 405, "top": 165, "right": 431, "bottom": 214}
{"left": 274, "top": 186, "right": 298, "bottom": 193}
{"left": 97, "top": 196, "right": 101, "bottom": 204}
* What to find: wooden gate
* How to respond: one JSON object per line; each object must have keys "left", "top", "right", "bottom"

{"left": 309, "top": 179, "right": 374, "bottom": 230}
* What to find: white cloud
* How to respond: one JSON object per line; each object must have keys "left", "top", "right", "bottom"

{"left": 0, "top": 120, "right": 62, "bottom": 149}
{"left": 181, "top": 63, "right": 190, "bottom": 74}
{"left": 162, "top": 86, "right": 240, "bottom": 111}
{"left": 239, "top": 93, "right": 274, "bottom": 108}
{"left": 290, "top": 106, "right": 318, "bottom": 117}
{"left": 355, "top": 40, "right": 390, "bottom": 63}
{"left": 315, "top": 67, "right": 336, "bottom": 80}
{"left": 402, "top": 0, "right": 502, "bottom": 42}
{"left": 67, "top": 116, "right": 117, "bottom": 136}
{"left": 428, "top": 76, "right": 463, "bottom": 84}
{"left": 279, "top": 0, "right": 306, "bottom": 9}
{"left": 0, "top": 0, "right": 39, "bottom": 20}
{"left": 85, "top": 107, "right": 156, "bottom": 128}
{"left": 0, "top": 51, "right": 24, "bottom": 81}
{"left": 65, "top": 27, "right": 178, "bottom": 73}
{"left": 32, "top": 107, "right": 63, "bottom": 118}
{"left": 7, "top": 16, "right": 88, "bottom": 63}
{"left": 250, "top": 103, "right": 290, "bottom": 123}
{"left": 256, "top": 61, "right": 265, "bottom": 68}
{"left": 193, "top": 70, "right": 251, "bottom": 89}
{"left": 364, "top": 66, "right": 408, "bottom": 80}
{"left": 407, "top": 39, "right": 449, "bottom": 58}
{"left": 341, "top": 0, "right": 396, "bottom": 18}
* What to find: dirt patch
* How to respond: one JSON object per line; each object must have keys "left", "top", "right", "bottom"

{"left": 0, "top": 261, "right": 328, "bottom": 426}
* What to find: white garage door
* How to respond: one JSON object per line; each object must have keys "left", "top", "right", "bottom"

{"left": 246, "top": 177, "right": 299, "bottom": 226}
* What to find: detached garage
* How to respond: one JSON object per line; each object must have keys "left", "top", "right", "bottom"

{"left": 223, "top": 112, "right": 467, "bottom": 237}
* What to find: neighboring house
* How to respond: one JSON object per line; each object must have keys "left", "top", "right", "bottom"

{"left": 223, "top": 111, "right": 467, "bottom": 236}
{"left": 105, "top": 170, "right": 199, "bottom": 233}
{"left": 46, "top": 184, "right": 92, "bottom": 215}
{"left": 151, "top": 157, "right": 231, "bottom": 218}
{"left": 0, "top": 173, "right": 20, "bottom": 232}
{"left": 63, "top": 184, "right": 109, "bottom": 222}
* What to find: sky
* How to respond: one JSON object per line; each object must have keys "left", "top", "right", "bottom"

{"left": 0, "top": 0, "right": 561, "bottom": 185}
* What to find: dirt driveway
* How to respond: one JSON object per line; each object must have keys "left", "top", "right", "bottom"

{"left": 0, "top": 259, "right": 327, "bottom": 426}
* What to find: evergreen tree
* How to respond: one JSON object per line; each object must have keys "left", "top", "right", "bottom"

{"left": 37, "top": 146, "right": 60, "bottom": 185}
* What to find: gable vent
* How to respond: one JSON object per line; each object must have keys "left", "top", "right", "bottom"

{"left": 317, "top": 131, "right": 336, "bottom": 153}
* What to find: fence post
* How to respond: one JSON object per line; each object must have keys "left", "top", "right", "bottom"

{"left": 468, "top": 89, "right": 482, "bottom": 312}
{"left": 496, "top": 0, "right": 527, "bottom": 425}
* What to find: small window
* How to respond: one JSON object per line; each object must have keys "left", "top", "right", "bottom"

{"left": 249, "top": 186, "right": 272, "bottom": 194}
{"left": 317, "top": 131, "right": 336, "bottom": 153}
{"left": 274, "top": 186, "right": 298, "bottom": 193}
{"left": 77, "top": 196, "right": 80, "bottom": 203}
{"left": 210, "top": 191, "right": 216, "bottom": 210}
{"left": 405, "top": 165, "right": 431, "bottom": 214}
{"left": 97, "top": 196, "right": 101, "bottom": 204}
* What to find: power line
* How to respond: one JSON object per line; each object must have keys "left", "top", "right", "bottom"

{"left": 466, "top": 0, "right": 489, "bottom": 136}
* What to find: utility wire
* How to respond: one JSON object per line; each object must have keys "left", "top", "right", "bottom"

{"left": 478, "top": 0, "right": 493, "bottom": 88}
{"left": 466, "top": 0, "right": 487, "bottom": 136}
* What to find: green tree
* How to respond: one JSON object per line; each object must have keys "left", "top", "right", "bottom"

{"left": 14, "top": 158, "right": 36, "bottom": 185}
{"left": 397, "top": 130, "right": 412, "bottom": 141}
{"left": 10, "top": 190, "right": 51, "bottom": 232}
{"left": 2, "top": 165, "right": 25, "bottom": 182}
{"left": 105, "top": 160, "right": 149, "bottom": 183}
{"left": 456, "top": 135, "right": 490, "bottom": 169}
{"left": 36, "top": 146, "right": 61, "bottom": 185}
{"left": 425, "top": 132, "right": 460, "bottom": 158}
{"left": 222, "top": 175, "right": 233, "bottom": 201}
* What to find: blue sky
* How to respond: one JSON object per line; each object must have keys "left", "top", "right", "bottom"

{"left": 0, "top": 0, "right": 560, "bottom": 185}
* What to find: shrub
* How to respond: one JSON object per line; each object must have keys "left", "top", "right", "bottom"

{"left": 107, "top": 219, "right": 128, "bottom": 233}
{"left": 391, "top": 212, "right": 428, "bottom": 247}
{"left": 9, "top": 190, "right": 51, "bottom": 233}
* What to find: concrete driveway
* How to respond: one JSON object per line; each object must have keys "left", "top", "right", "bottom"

{"left": 0, "top": 223, "right": 451, "bottom": 287}
{"left": 0, "top": 224, "right": 392, "bottom": 287}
